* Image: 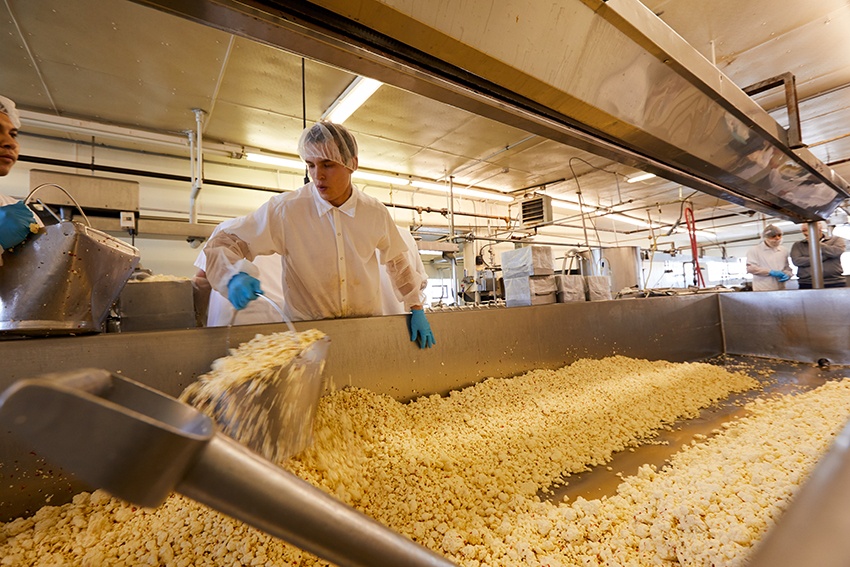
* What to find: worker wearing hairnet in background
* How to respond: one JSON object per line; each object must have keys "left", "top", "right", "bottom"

{"left": 746, "top": 224, "right": 792, "bottom": 291}
{"left": 202, "top": 121, "right": 436, "bottom": 348}
{"left": 0, "top": 95, "right": 38, "bottom": 266}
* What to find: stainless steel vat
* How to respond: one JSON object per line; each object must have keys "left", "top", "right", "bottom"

{"left": 2, "top": 290, "right": 850, "bottom": 566}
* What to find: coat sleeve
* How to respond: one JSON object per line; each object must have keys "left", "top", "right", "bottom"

{"left": 384, "top": 252, "right": 427, "bottom": 310}
{"left": 821, "top": 236, "right": 846, "bottom": 259}
{"left": 790, "top": 241, "right": 810, "bottom": 268}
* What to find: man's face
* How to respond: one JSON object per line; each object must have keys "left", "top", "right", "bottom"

{"left": 801, "top": 224, "right": 823, "bottom": 241}
{"left": 306, "top": 157, "right": 356, "bottom": 207}
{"left": 0, "top": 113, "right": 19, "bottom": 177}
{"left": 765, "top": 234, "right": 782, "bottom": 248}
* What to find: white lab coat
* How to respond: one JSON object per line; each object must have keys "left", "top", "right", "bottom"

{"left": 198, "top": 224, "right": 424, "bottom": 325}
{"left": 204, "top": 183, "right": 427, "bottom": 322}
{"left": 746, "top": 241, "right": 791, "bottom": 291}
{"left": 195, "top": 248, "right": 286, "bottom": 327}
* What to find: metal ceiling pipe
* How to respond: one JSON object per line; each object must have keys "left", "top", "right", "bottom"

{"left": 188, "top": 108, "right": 206, "bottom": 231}
{"left": 807, "top": 221, "right": 825, "bottom": 289}
{"left": 448, "top": 176, "right": 459, "bottom": 304}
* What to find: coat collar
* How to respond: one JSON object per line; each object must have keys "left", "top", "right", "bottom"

{"left": 311, "top": 183, "right": 358, "bottom": 218}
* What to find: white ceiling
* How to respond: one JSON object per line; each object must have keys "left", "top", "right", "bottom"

{"left": 2, "top": 0, "right": 849, "bottom": 252}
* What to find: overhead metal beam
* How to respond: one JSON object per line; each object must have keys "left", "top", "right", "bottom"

{"left": 131, "top": 0, "right": 849, "bottom": 222}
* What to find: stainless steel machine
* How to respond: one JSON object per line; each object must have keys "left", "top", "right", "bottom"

{"left": 2, "top": 290, "right": 850, "bottom": 565}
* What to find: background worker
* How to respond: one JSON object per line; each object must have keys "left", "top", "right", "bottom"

{"left": 0, "top": 95, "right": 39, "bottom": 266}
{"left": 746, "top": 224, "right": 792, "bottom": 291}
{"left": 790, "top": 221, "right": 847, "bottom": 289}
{"left": 193, "top": 217, "right": 287, "bottom": 327}
{"left": 202, "top": 121, "right": 435, "bottom": 348}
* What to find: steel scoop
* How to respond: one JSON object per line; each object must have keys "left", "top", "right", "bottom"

{"left": 185, "top": 293, "right": 328, "bottom": 463}
{"left": 0, "top": 369, "right": 458, "bottom": 567}
{"left": 182, "top": 335, "right": 330, "bottom": 463}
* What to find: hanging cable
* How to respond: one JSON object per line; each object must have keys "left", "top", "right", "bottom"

{"left": 684, "top": 205, "right": 705, "bottom": 287}
{"left": 301, "top": 58, "right": 309, "bottom": 185}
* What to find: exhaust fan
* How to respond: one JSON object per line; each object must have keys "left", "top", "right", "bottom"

{"left": 520, "top": 195, "right": 552, "bottom": 227}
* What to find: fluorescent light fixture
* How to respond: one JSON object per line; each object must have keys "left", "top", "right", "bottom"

{"left": 626, "top": 172, "right": 656, "bottom": 183}
{"left": 456, "top": 188, "right": 514, "bottom": 202}
{"left": 352, "top": 170, "right": 410, "bottom": 186}
{"left": 673, "top": 227, "right": 717, "bottom": 238}
{"left": 597, "top": 211, "right": 652, "bottom": 228}
{"left": 321, "top": 76, "right": 382, "bottom": 124}
{"left": 245, "top": 152, "right": 304, "bottom": 170}
{"left": 550, "top": 197, "right": 596, "bottom": 213}
{"left": 411, "top": 180, "right": 514, "bottom": 202}
{"left": 411, "top": 180, "right": 447, "bottom": 191}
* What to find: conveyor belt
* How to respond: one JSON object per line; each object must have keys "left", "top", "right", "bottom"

{"left": 548, "top": 355, "right": 850, "bottom": 502}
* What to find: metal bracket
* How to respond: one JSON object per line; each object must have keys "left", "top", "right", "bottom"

{"left": 743, "top": 72, "right": 804, "bottom": 149}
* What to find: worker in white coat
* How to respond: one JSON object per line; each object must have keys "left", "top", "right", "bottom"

{"left": 0, "top": 95, "right": 38, "bottom": 266}
{"left": 746, "top": 224, "right": 792, "bottom": 291}
{"left": 196, "top": 222, "right": 424, "bottom": 325}
{"left": 202, "top": 121, "right": 435, "bottom": 348}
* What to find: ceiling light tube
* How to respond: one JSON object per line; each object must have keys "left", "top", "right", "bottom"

{"left": 411, "top": 180, "right": 514, "bottom": 202}
{"left": 674, "top": 228, "right": 716, "bottom": 238}
{"left": 352, "top": 170, "right": 410, "bottom": 186}
{"left": 598, "top": 212, "right": 652, "bottom": 228}
{"left": 626, "top": 172, "right": 656, "bottom": 183}
{"left": 455, "top": 187, "right": 514, "bottom": 202}
{"left": 321, "top": 76, "right": 382, "bottom": 124}
{"left": 550, "top": 198, "right": 596, "bottom": 213}
{"left": 245, "top": 152, "right": 305, "bottom": 170}
{"left": 411, "top": 180, "right": 447, "bottom": 192}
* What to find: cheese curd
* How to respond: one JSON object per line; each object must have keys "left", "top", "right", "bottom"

{"left": 2, "top": 356, "right": 847, "bottom": 567}
{"left": 180, "top": 329, "right": 327, "bottom": 462}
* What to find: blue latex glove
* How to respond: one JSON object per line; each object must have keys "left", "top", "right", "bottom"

{"left": 227, "top": 272, "right": 263, "bottom": 310}
{"left": 409, "top": 308, "right": 436, "bottom": 349}
{"left": 768, "top": 270, "right": 790, "bottom": 282}
{"left": 0, "top": 200, "right": 35, "bottom": 250}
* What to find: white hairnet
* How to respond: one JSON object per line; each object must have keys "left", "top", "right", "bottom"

{"left": 298, "top": 121, "right": 358, "bottom": 171}
{"left": 0, "top": 95, "right": 21, "bottom": 129}
{"left": 763, "top": 224, "right": 782, "bottom": 238}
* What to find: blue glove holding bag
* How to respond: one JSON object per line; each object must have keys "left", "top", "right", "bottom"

{"left": 0, "top": 200, "right": 35, "bottom": 250}
{"left": 410, "top": 308, "right": 436, "bottom": 349}
{"left": 227, "top": 272, "right": 263, "bottom": 310}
